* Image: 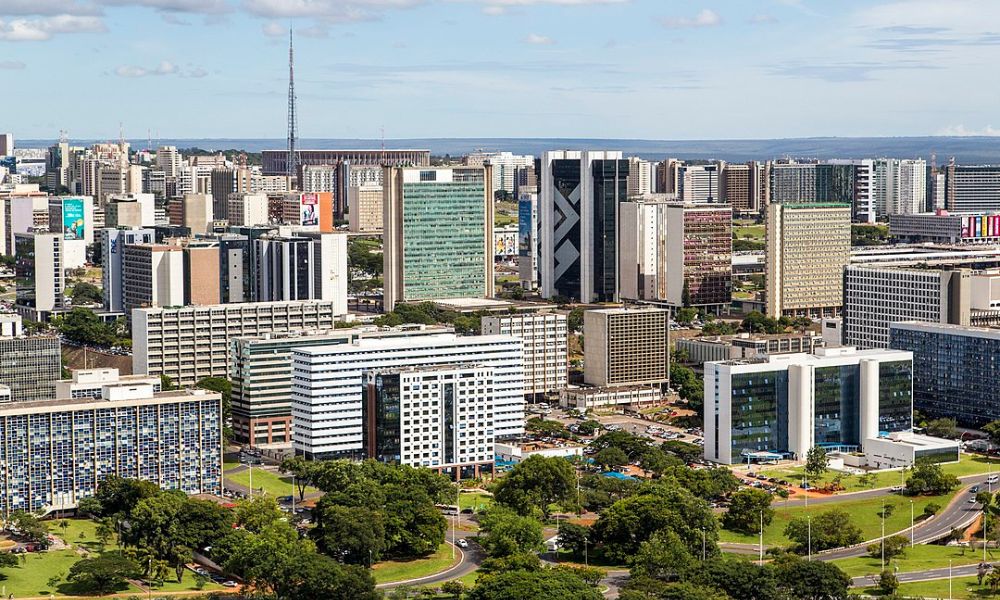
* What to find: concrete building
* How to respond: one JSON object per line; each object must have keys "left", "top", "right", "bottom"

{"left": 0, "top": 314, "right": 60, "bottom": 402}
{"left": 132, "top": 300, "right": 347, "bottom": 387}
{"left": 348, "top": 185, "right": 383, "bottom": 233}
{"left": 890, "top": 322, "right": 1000, "bottom": 427}
{"left": 182, "top": 241, "right": 222, "bottom": 306}
{"left": 55, "top": 368, "right": 161, "bottom": 399}
{"left": 679, "top": 164, "right": 720, "bottom": 202}
{"left": 383, "top": 166, "right": 494, "bottom": 310}
{"left": 627, "top": 157, "right": 653, "bottom": 197}
{"left": 0, "top": 385, "right": 222, "bottom": 515}
{"left": 540, "top": 150, "right": 628, "bottom": 303}
{"left": 770, "top": 163, "right": 854, "bottom": 204}
{"left": 703, "top": 347, "right": 915, "bottom": 465}
{"left": 366, "top": 364, "right": 495, "bottom": 476}
{"left": 227, "top": 193, "right": 269, "bottom": 227}
{"left": 559, "top": 385, "right": 663, "bottom": 410}
{"left": 482, "top": 312, "right": 567, "bottom": 398}
{"left": 48, "top": 196, "right": 94, "bottom": 269}
{"left": 876, "top": 158, "right": 927, "bottom": 216}
{"left": 465, "top": 151, "right": 534, "bottom": 196}
{"left": 0, "top": 134, "right": 12, "bottom": 157}
{"left": 676, "top": 331, "right": 825, "bottom": 364}
{"left": 100, "top": 227, "right": 156, "bottom": 313}
{"left": 945, "top": 165, "right": 1000, "bottom": 212}
{"left": 156, "top": 146, "right": 181, "bottom": 178}
{"left": 14, "top": 232, "right": 64, "bottom": 322}
{"left": 290, "top": 332, "right": 524, "bottom": 460}
{"left": 890, "top": 210, "right": 1000, "bottom": 244}
{"left": 583, "top": 308, "right": 669, "bottom": 388}
{"left": 1, "top": 188, "right": 49, "bottom": 255}
{"left": 254, "top": 232, "right": 348, "bottom": 309}
{"left": 619, "top": 200, "right": 732, "bottom": 309}
{"left": 181, "top": 193, "right": 213, "bottom": 235}
{"left": 721, "top": 162, "right": 753, "bottom": 213}
{"left": 765, "top": 203, "right": 851, "bottom": 318}
{"left": 105, "top": 193, "right": 155, "bottom": 228}
{"left": 121, "top": 243, "right": 185, "bottom": 313}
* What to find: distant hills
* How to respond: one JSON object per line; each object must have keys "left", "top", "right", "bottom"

{"left": 17, "top": 136, "right": 1000, "bottom": 164}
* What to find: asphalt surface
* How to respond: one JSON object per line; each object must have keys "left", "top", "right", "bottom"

{"left": 377, "top": 532, "right": 484, "bottom": 589}
{"left": 850, "top": 563, "right": 983, "bottom": 588}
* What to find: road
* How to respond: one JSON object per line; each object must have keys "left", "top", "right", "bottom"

{"left": 851, "top": 563, "right": 983, "bottom": 589}
{"left": 377, "top": 532, "right": 484, "bottom": 589}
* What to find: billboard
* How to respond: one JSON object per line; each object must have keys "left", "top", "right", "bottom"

{"left": 300, "top": 193, "right": 319, "bottom": 227}
{"left": 62, "top": 197, "right": 85, "bottom": 241}
{"left": 962, "top": 214, "right": 1000, "bottom": 239}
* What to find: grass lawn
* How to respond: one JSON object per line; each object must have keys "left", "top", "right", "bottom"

{"left": 458, "top": 491, "right": 493, "bottom": 512}
{"left": 226, "top": 466, "right": 319, "bottom": 497}
{"left": 734, "top": 225, "right": 765, "bottom": 239}
{"left": 495, "top": 213, "right": 516, "bottom": 227}
{"left": 150, "top": 573, "right": 224, "bottom": 593}
{"left": 863, "top": 574, "right": 996, "bottom": 598}
{"left": 373, "top": 542, "right": 459, "bottom": 584}
{"left": 832, "top": 543, "right": 983, "bottom": 578}
{"left": 719, "top": 492, "right": 955, "bottom": 547}
{"left": 758, "top": 454, "right": 1000, "bottom": 495}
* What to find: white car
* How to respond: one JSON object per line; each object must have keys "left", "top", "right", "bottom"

{"left": 456, "top": 539, "right": 469, "bottom": 549}
{"left": 988, "top": 475, "right": 998, "bottom": 484}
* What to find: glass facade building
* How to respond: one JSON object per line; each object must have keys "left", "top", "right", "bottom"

{"left": 0, "top": 335, "right": 60, "bottom": 402}
{"left": 729, "top": 371, "right": 788, "bottom": 458}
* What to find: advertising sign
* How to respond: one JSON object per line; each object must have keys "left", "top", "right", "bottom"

{"left": 300, "top": 193, "right": 319, "bottom": 227}
{"left": 62, "top": 197, "right": 85, "bottom": 240}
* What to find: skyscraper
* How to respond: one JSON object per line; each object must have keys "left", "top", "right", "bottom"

{"left": 383, "top": 166, "right": 494, "bottom": 310}
{"left": 539, "top": 150, "right": 628, "bottom": 303}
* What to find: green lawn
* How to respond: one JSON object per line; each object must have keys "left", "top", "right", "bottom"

{"left": 863, "top": 574, "right": 998, "bottom": 598}
{"left": 758, "top": 454, "right": 1000, "bottom": 494}
{"left": 150, "top": 572, "right": 224, "bottom": 593}
{"left": 495, "top": 213, "right": 516, "bottom": 227}
{"left": 458, "top": 491, "right": 493, "bottom": 512}
{"left": 373, "top": 542, "right": 459, "bottom": 584}
{"left": 53, "top": 517, "right": 121, "bottom": 553}
{"left": 225, "top": 466, "right": 319, "bottom": 498}
{"left": 832, "top": 543, "right": 983, "bottom": 578}
{"left": 734, "top": 225, "right": 765, "bottom": 239}
{"left": 719, "top": 492, "right": 955, "bottom": 547}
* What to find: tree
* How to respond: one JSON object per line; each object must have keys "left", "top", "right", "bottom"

{"left": 95, "top": 518, "right": 115, "bottom": 549}
{"left": 867, "top": 534, "right": 907, "bottom": 560}
{"left": 280, "top": 455, "right": 316, "bottom": 502}
{"left": 567, "top": 307, "right": 585, "bottom": 333}
{"left": 95, "top": 475, "right": 160, "bottom": 518}
{"left": 491, "top": 455, "right": 576, "bottom": 518}
{"left": 67, "top": 555, "right": 140, "bottom": 595}
{"left": 70, "top": 282, "right": 104, "bottom": 305}
{"left": 692, "top": 558, "right": 778, "bottom": 600}
{"left": 629, "top": 530, "right": 696, "bottom": 582}
{"left": 924, "top": 502, "right": 942, "bottom": 518}
{"left": 905, "top": 458, "right": 961, "bottom": 496}
{"left": 675, "top": 308, "right": 698, "bottom": 325}
{"left": 236, "top": 495, "right": 285, "bottom": 534}
{"left": 8, "top": 511, "right": 49, "bottom": 546}
{"left": 441, "top": 580, "right": 466, "bottom": 598}
{"left": 804, "top": 446, "right": 828, "bottom": 479}
{"left": 312, "top": 503, "right": 386, "bottom": 565}
{"left": 593, "top": 447, "right": 629, "bottom": 471}
{"left": 773, "top": 555, "right": 851, "bottom": 600}
{"left": 76, "top": 496, "right": 103, "bottom": 517}
{"left": 722, "top": 488, "right": 774, "bottom": 534}
{"left": 985, "top": 420, "right": 1000, "bottom": 448}
{"left": 784, "top": 509, "right": 862, "bottom": 552}
{"left": 876, "top": 569, "right": 899, "bottom": 595}
{"left": 925, "top": 417, "right": 958, "bottom": 439}
{"left": 195, "top": 376, "right": 232, "bottom": 425}
{"left": 467, "top": 568, "right": 602, "bottom": 600}
{"left": 478, "top": 507, "right": 544, "bottom": 558}
{"left": 555, "top": 523, "right": 589, "bottom": 558}
{"left": 159, "top": 374, "right": 177, "bottom": 391}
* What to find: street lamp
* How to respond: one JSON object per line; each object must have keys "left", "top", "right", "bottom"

{"left": 910, "top": 500, "right": 914, "bottom": 548}
{"left": 807, "top": 515, "right": 812, "bottom": 561}
{"left": 758, "top": 510, "right": 764, "bottom": 565}
{"left": 880, "top": 498, "right": 886, "bottom": 570}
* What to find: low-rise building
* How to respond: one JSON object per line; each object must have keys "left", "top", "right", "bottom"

{"left": 676, "top": 332, "right": 825, "bottom": 364}
{"left": 55, "top": 368, "right": 161, "bottom": 399}
{"left": 559, "top": 385, "right": 663, "bottom": 410}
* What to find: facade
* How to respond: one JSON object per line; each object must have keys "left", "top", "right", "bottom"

{"left": 227, "top": 193, "right": 269, "bottom": 227}
{"left": 47, "top": 196, "right": 94, "bottom": 269}
{"left": 890, "top": 210, "right": 1000, "bottom": 244}
{"left": 253, "top": 232, "right": 348, "bottom": 309}
{"left": 679, "top": 164, "right": 720, "bottom": 202}
{"left": 280, "top": 192, "right": 334, "bottom": 232}
{"left": 0, "top": 385, "right": 222, "bottom": 515}
{"left": 105, "top": 193, "right": 155, "bottom": 228}
{"left": 182, "top": 242, "right": 222, "bottom": 306}
{"left": 945, "top": 165, "right": 1000, "bottom": 212}
{"left": 347, "top": 185, "right": 383, "bottom": 233}
{"left": 132, "top": 300, "right": 347, "bottom": 387}
{"left": 540, "top": 150, "right": 628, "bottom": 303}
{"left": 0, "top": 315, "right": 60, "bottom": 402}
{"left": 770, "top": 163, "right": 854, "bottom": 204}
{"left": 889, "top": 322, "right": 1000, "bottom": 427}
{"left": 2, "top": 191, "right": 49, "bottom": 256}
{"left": 290, "top": 332, "right": 524, "bottom": 459}
{"left": 704, "top": 347, "right": 914, "bottom": 465}
{"left": 876, "top": 158, "right": 927, "bottom": 216}
{"left": 366, "top": 364, "right": 494, "bottom": 476}
{"left": 383, "top": 166, "right": 494, "bottom": 310}
{"left": 559, "top": 385, "right": 663, "bottom": 410}
{"left": 583, "top": 308, "right": 669, "bottom": 387}
{"left": 721, "top": 162, "right": 753, "bottom": 213}
{"left": 101, "top": 228, "right": 156, "bottom": 313}
{"left": 14, "top": 232, "right": 64, "bottom": 322}
{"left": 482, "top": 313, "right": 568, "bottom": 397}
{"left": 765, "top": 203, "right": 851, "bottom": 318}
{"left": 517, "top": 191, "right": 539, "bottom": 290}
{"left": 676, "top": 332, "right": 825, "bottom": 364}
{"left": 121, "top": 243, "right": 185, "bottom": 313}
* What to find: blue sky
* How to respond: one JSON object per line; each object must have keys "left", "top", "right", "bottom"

{"left": 3, "top": 0, "right": 999, "bottom": 140}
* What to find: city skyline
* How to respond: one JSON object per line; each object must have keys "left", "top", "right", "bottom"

{"left": 4, "top": 0, "right": 1000, "bottom": 140}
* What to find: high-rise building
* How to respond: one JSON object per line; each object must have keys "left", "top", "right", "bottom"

{"left": 347, "top": 185, "right": 383, "bottom": 233}
{"left": 889, "top": 322, "right": 1000, "bottom": 427}
{"left": 55, "top": 368, "right": 161, "bottom": 399}
{"left": 253, "top": 232, "right": 348, "bottom": 308}
{"left": 0, "top": 314, "right": 60, "bottom": 402}
{"left": 105, "top": 193, "right": 155, "bottom": 228}
{"left": 14, "top": 232, "right": 64, "bottom": 321}
{"left": 619, "top": 200, "right": 732, "bottom": 309}
{"left": 703, "top": 347, "right": 917, "bottom": 465}
{"left": 290, "top": 332, "right": 524, "bottom": 459}
{"left": 182, "top": 241, "right": 222, "bottom": 306}
{"left": 0, "top": 384, "right": 222, "bottom": 515}
{"left": 121, "top": 243, "right": 185, "bottom": 313}
{"left": 132, "top": 300, "right": 347, "bottom": 387}
{"left": 465, "top": 151, "right": 534, "bottom": 196}
{"left": 181, "top": 193, "right": 213, "bottom": 236}
{"left": 627, "top": 157, "right": 652, "bottom": 197}
{"left": 765, "top": 203, "right": 851, "bottom": 318}
{"left": 679, "top": 164, "right": 720, "bottom": 202}
{"left": 770, "top": 163, "right": 854, "bottom": 204}
{"left": 0, "top": 134, "right": 12, "bottom": 157}
{"left": 945, "top": 165, "right": 1000, "bottom": 212}
{"left": 1, "top": 188, "right": 49, "bottom": 255}
{"left": 227, "top": 193, "right": 269, "bottom": 227}
{"left": 156, "top": 146, "right": 181, "bottom": 178}
{"left": 517, "top": 191, "right": 539, "bottom": 290}
{"left": 280, "top": 192, "right": 334, "bottom": 231}
{"left": 721, "top": 163, "right": 752, "bottom": 213}
{"left": 482, "top": 312, "right": 568, "bottom": 398}
{"left": 539, "top": 150, "right": 628, "bottom": 303}
{"left": 101, "top": 227, "right": 156, "bottom": 313}
{"left": 583, "top": 308, "right": 669, "bottom": 388}
{"left": 48, "top": 196, "right": 94, "bottom": 269}
{"left": 383, "top": 166, "right": 494, "bottom": 310}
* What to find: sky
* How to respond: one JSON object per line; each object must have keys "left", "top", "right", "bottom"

{"left": 3, "top": 0, "right": 1000, "bottom": 141}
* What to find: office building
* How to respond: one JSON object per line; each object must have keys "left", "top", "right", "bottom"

{"left": 227, "top": 193, "right": 269, "bottom": 227}
{"left": 465, "top": 151, "right": 534, "bottom": 196}
{"left": 366, "top": 364, "right": 495, "bottom": 476}
{"left": 765, "top": 203, "right": 851, "bottom": 318}
{"left": 383, "top": 166, "right": 494, "bottom": 310}
{"left": 945, "top": 165, "right": 1000, "bottom": 212}
{"left": 55, "top": 368, "right": 161, "bottom": 399}
{"left": 2, "top": 188, "right": 49, "bottom": 256}
{"left": 0, "top": 314, "right": 60, "bottom": 402}
{"left": 14, "top": 232, "right": 64, "bottom": 322}
{"left": 619, "top": 200, "right": 732, "bottom": 309}
{"left": 181, "top": 193, "right": 213, "bottom": 235}
{"left": 676, "top": 331, "right": 825, "bottom": 364}
{"left": 132, "top": 300, "right": 347, "bottom": 387}
{"left": 100, "top": 227, "right": 156, "bottom": 313}
{"left": 721, "top": 162, "right": 753, "bottom": 213}
{"left": 105, "top": 194, "right": 155, "bottom": 228}
{"left": 540, "top": 150, "right": 628, "bottom": 303}
{"left": 290, "top": 332, "right": 524, "bottom": 459}
{"left": 482, "top": 312, "right": 567, "bottom": 398}
{"left": 876, "top": 158, "right": 927, "bottom": 216}
{"left": 890, "top": 210, "right": 1000, "bottom": 244}
{"left": 583, "top": 308, "right": 669, "bottom": 388}
{"left": 156, "top": 146, "right": 182, "bottom": 178}
{"left": 182, "top": 241, "right": 222, "bottom": 306}
{"left": 890, "top": 322, "right": 1000, "bottom": 427}
{"left": 679, "top": 164, "right": 720, "bottom": 202}
{"left": 0, "top": 385, "right": 222, "bottom": 515}
{"left": 48, "top": 196, "right": 94, "bottom": 269}
{"left": 559, "top": 385, "right": 663, "bottom": 410}
{"left": 627, "top": 157, "right": 653, "bottom": 197}
{"left": 348, "top": 185, "right": 383, "bottom": 233}
{"left": 518, "top": 191, "right": 539, "bottom": 290}
{"left": 253, "top": 232, "right": 348, "bottom": 309}
{"left": 770, "top": 163, "right": 854, "bottom": 204}
{"left": 280, "top": 192, "right": 334, "bottom": 232}
{"left": 704, "top": 347, "right": 916, "bottom": 465}
{"left": 301, "top": 165, "right": 336, "bottom": 194}
{"left": 121, "top": 243, "right": 185, "bottom": 313}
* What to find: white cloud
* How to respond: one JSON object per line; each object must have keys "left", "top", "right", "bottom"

{"left": 0, "top": 15, "right": 105, "bottom": 41}
{"left": 0, "top": 1, "right": 101, "bottom": 16}
{"left": 661, "top": 8, "right": 721, "bottom": 29}
{"left": 241, "top": 0, "right": 423, "bottom": 22}
{"left": 261, "top": 20, "right": 284, "bottom": 36}
{"left": 524, "top": 32, "right": 553, "bottom": 44}
{"left": 98, "top": 0, "right": 231, "bottom": 14}
{"left": 938, "top": 124, "right": 1000, "bottom": 137}
{"left": 114, "top": 60, "right": 180, "bottom": 77}
{"left": 0, "top": 60, "right": 26, "bottom": 69}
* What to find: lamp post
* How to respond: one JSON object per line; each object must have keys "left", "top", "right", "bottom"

{"left": 880, "top": 498, "right": 886, "bottom": 571}
{"left": 759, "top": 510, "right": 764, "bottom": 565}
{"left": 807, "top": 516, "right": 812, "bottom": 561}
{"left": 910, "top": 500, "right": 914, "bottom": 548}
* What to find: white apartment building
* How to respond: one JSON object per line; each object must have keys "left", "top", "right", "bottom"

{"left": 482, "top": 312, "right": 567, "bottom": 397}
{"left": 465, "top": 151, "right": 533, "bottom": 195}
{"left": 156, "top": 146, "right": 181, "bottom": 178}
{"left": 290, "top": 333, "right": 524, "bottom": 459}
{"left": 227, "top": 193, "right": 269, "bottom": 227}
{"left": 876, "top": 158, "right": 927, "bottom": 216}
{"left": 301, "top": 165, "right": 336, "bottom": 193}
{"left": 132, "top": 300, "right": 347, "bottom": 387}
{"left": 13, "top": 232, "right": 64, "bottom": 322}
{"left": 679, "top": 164, "right": 720, "bottom": 202}
{"left": 101, "top": 228, "right": 156, "bottom": 313}
{"left": 627, "top": 157, "right": 652, "bottom": 197}
{"left": 367, "top": 364, "right": 494, "bottom": 476}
